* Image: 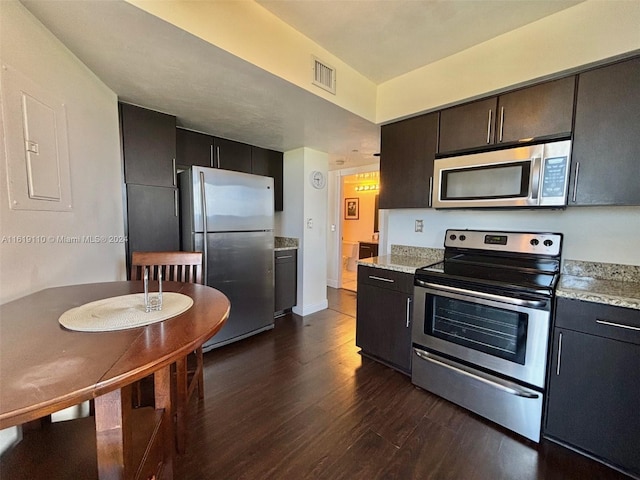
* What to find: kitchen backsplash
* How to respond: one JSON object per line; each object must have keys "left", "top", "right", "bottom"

{"left": 390, "top": 245, "right": 444, "bottom": 264}
{"left": 275, "top": 236, "right": 299, "bottom": 249}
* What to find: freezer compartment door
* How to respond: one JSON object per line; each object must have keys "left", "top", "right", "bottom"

{"left": 195, "top": 231, "right": 275, "bottom": 349}
{"left": 190, "top": 166, "right": 274, "bottom": 232}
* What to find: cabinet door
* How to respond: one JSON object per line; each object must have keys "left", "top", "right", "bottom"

{"left": 251, "top": 147, "right": 284, "bottom": 211}
{"left": 176, "top": 128, "right": 213, "bottom": 168}
{"left": 497, "top": 76, "right": 575, "bottom": 144}
{"left": 120, "top": 103, "right": 176, "bottom": 187}
{"left": 439, "top": 97, "right": 498, "bottom": 153}
{"left": 126, "top": 184, "right": 180, "bottom": 269}
{"left": 274, "top": 250, "right": 296, "bottom": 312}
{"left": 379, "top": 112, "right": 438, "bottom": 209}
{"left": 356, "top": 281, "right": 412, "bottom": 373}
{"left": 546, "top": 328, "right": 640, "bottom": 476}
{"left": 569, "top": 57, "right": 640, "bottom": 205}
{"left": 213, "top": 137, "right": 252, "bottom": 173}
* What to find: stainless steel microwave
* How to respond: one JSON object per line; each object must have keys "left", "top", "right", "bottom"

{"left": 432, "top": 140, "right": 571, "bottom": 209}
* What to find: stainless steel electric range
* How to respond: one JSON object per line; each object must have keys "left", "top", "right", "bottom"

{"left": 412, "top": 229, "right": 562, "bottom": 442}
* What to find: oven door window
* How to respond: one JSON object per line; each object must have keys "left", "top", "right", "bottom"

{"left": 425, "top": 295, "right": 527, "bottom": 365}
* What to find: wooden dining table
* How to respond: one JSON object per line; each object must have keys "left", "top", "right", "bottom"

{"left": 0, "top": 281, "right": 230, "bottom": 480}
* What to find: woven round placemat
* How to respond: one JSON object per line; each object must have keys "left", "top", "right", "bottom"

{"left": 58, "top": 293, "right": 193, "bottom": 332}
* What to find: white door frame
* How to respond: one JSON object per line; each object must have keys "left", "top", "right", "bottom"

{"left": 327, "top": 163, "right": 379, "bottom": 289}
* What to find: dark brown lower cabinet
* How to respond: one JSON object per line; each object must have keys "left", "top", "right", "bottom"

{"left": 126, "top": 184, "right": 180, "bottom": 268}
{"left": 356, "top": 266, "right": 413, "bottom": 374}
{"left": 274, "top": 249, "right": 297, "bottom": 314}
{"left": 545, "top": 298, "right": 640, "bottom": 478}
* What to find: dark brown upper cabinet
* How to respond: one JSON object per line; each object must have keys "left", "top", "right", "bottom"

{"left": 569, "top": 56, "right": 640, "bottom": 206}
{"left": 212, "top": 137, "right": 252, "bottom": 173}
{"left": 251, "top": 146, "right": 284, "bottom": 211}
{"left": 120, "top": 103, "right": 176, "bottom": 187}
{"left": 176, "top": 128, "right": 213, "bottom": 168}
{"left": 439, "top": 76, "right": 575, "bottom": 154}
{"left": 379, "top": 112, "right": 439, "bottom": 209}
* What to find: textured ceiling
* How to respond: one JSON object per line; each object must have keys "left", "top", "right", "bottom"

{"left": 257, "top": 0, "right": 583, "bottom": 83}
{"left": 20, "top": 0, "right": 583, "bottom": 170}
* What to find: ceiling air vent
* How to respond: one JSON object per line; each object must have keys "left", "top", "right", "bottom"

{"left": 312, "top": 56, "right": 336, "bottom": 95}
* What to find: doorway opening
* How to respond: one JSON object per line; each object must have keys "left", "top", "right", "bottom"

{"left": 340, "top": 171, "right": 379, "bottom": 292}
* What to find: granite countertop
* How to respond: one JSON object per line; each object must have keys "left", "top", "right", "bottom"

{"left": 356, "top": 245, "right": 444, "bottom": 275}
{"left": 556, "top": 260, "right": 640, "bottom": 310}
{"left": 357, "top": 254, "right": 431, "bottom": 274}
{"left": 274, "top": 236, "right": 298, "bottom": 251}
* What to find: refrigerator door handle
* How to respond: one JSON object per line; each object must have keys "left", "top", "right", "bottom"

{"left": 199, "top": 171, "right": 208, "bottom": 282}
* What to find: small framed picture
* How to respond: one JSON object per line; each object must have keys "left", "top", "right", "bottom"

{"left": 345, "top": 197, "right": 359, "bottom": 220}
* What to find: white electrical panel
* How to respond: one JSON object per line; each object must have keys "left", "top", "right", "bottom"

{"left": 1, "top": 64, "right": 72, "bottom": 211}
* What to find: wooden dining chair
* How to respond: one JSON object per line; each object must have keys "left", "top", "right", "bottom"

{"left": 130, "top": 250, "right": 205, "bottom": 454}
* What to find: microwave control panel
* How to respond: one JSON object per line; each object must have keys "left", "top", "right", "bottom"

{"left": 541, "top": 156, "right": 568, "bottom": 198}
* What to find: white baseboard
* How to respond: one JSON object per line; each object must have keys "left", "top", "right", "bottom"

{"left": 327, "top": 279, "right": 339, "bottom": 288}
{"left": 293, "top": 299, "right": 329, "bottom": 316}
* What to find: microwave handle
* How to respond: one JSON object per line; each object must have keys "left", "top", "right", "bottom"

{"left": 530, "top": 157, "right": 542, "bottom": 201}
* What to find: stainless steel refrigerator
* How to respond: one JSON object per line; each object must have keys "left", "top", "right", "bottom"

{"left": 179, "top": 166, "right": 275, "bottom": 352}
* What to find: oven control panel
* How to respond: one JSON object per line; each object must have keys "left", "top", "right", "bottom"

{"left": 445, "top": 230, "right": 562, "bottom": 256}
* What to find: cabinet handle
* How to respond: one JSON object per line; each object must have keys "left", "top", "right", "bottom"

{"left": 556, "top": 332, "right": 563, "bottom": 376}
{"left": 277, "top": 255, "right": 293, "bottom": 260}
{"left": 210, "top": 144, "right": 214, "bottom": 168}
{"left": 572, "top": 162, "right": 580, "bottom": 203}
{"left": 428, "top": 176, "right": 433, "bottom": 208}
{"left": 498, "top": 106, "right": 505, "bottom": 142}
{"left": 486, "top": 109, "right": 492, "bottom": 144}
{"left": 172, "top": 158, "right": 177, "bottom": 186}
{"left": 405, "top": 297, "right": 412, "bottom": 328}
{"left": 174, "top": 189, "right": 178, "bottom": 217}
{"left": 368, "top": 275, "right": 394, "bottom": 283}
{"left": 596, "top": 319, "right": 640, "bottom": 331}
{"left": 216, "top": 146, "right": 221, "bottom": 168}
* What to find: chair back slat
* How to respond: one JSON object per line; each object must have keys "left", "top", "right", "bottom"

{"left": 130, "top": 251, "right": 203, "bottom": 285}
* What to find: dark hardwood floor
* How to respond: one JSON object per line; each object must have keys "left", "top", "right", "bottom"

{"left": 176, "top": 288, "right": 631, "bottom": 480}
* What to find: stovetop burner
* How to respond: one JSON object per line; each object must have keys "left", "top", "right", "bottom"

{"left": 415, "top": 229, "right": 563, "bottom": 298}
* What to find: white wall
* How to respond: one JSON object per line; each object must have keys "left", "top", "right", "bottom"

{"left": 0, "top": 0, "right": 125, "bottom": 452}
{"left": 383, "top": 207, "right": 640, "bottom": 266}
{"left": 377, "top": 0, "right": 640, "bottom": 123}
{"left": 0, "top": 1, "right": 125, "bottom": 305}
{"left": 281, "top": 148, "right": 329, "bottom": 315}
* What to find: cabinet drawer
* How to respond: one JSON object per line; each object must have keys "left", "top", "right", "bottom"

{"left": 275, "top": 250, "right": 296, "bottom": 263}
{"left": 555, "top": 297, "right": 640, "bottom": 345}
{"left": 358, "top": 265, "right": 413, "bottom": 293}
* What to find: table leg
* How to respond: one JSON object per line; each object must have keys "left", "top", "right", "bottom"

{"left": 175, "top": 357, "right": 188, "bottom": 454}
{"left": 94, "top": 385, "right": 132, "bottom": 480}
{"left": 155, "top": 364, "right": 174, "bottom": 479}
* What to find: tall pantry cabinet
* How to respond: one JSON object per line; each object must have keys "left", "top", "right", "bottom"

{"left": 120, "top": 103, "right": 180, "bottom": 270}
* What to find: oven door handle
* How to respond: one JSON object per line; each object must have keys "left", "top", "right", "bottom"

{"left": 415, "top": 280, "right": 547, "bottom": 308}
{"left": 413, "top": 349, "right": 539, "bottom": 399}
